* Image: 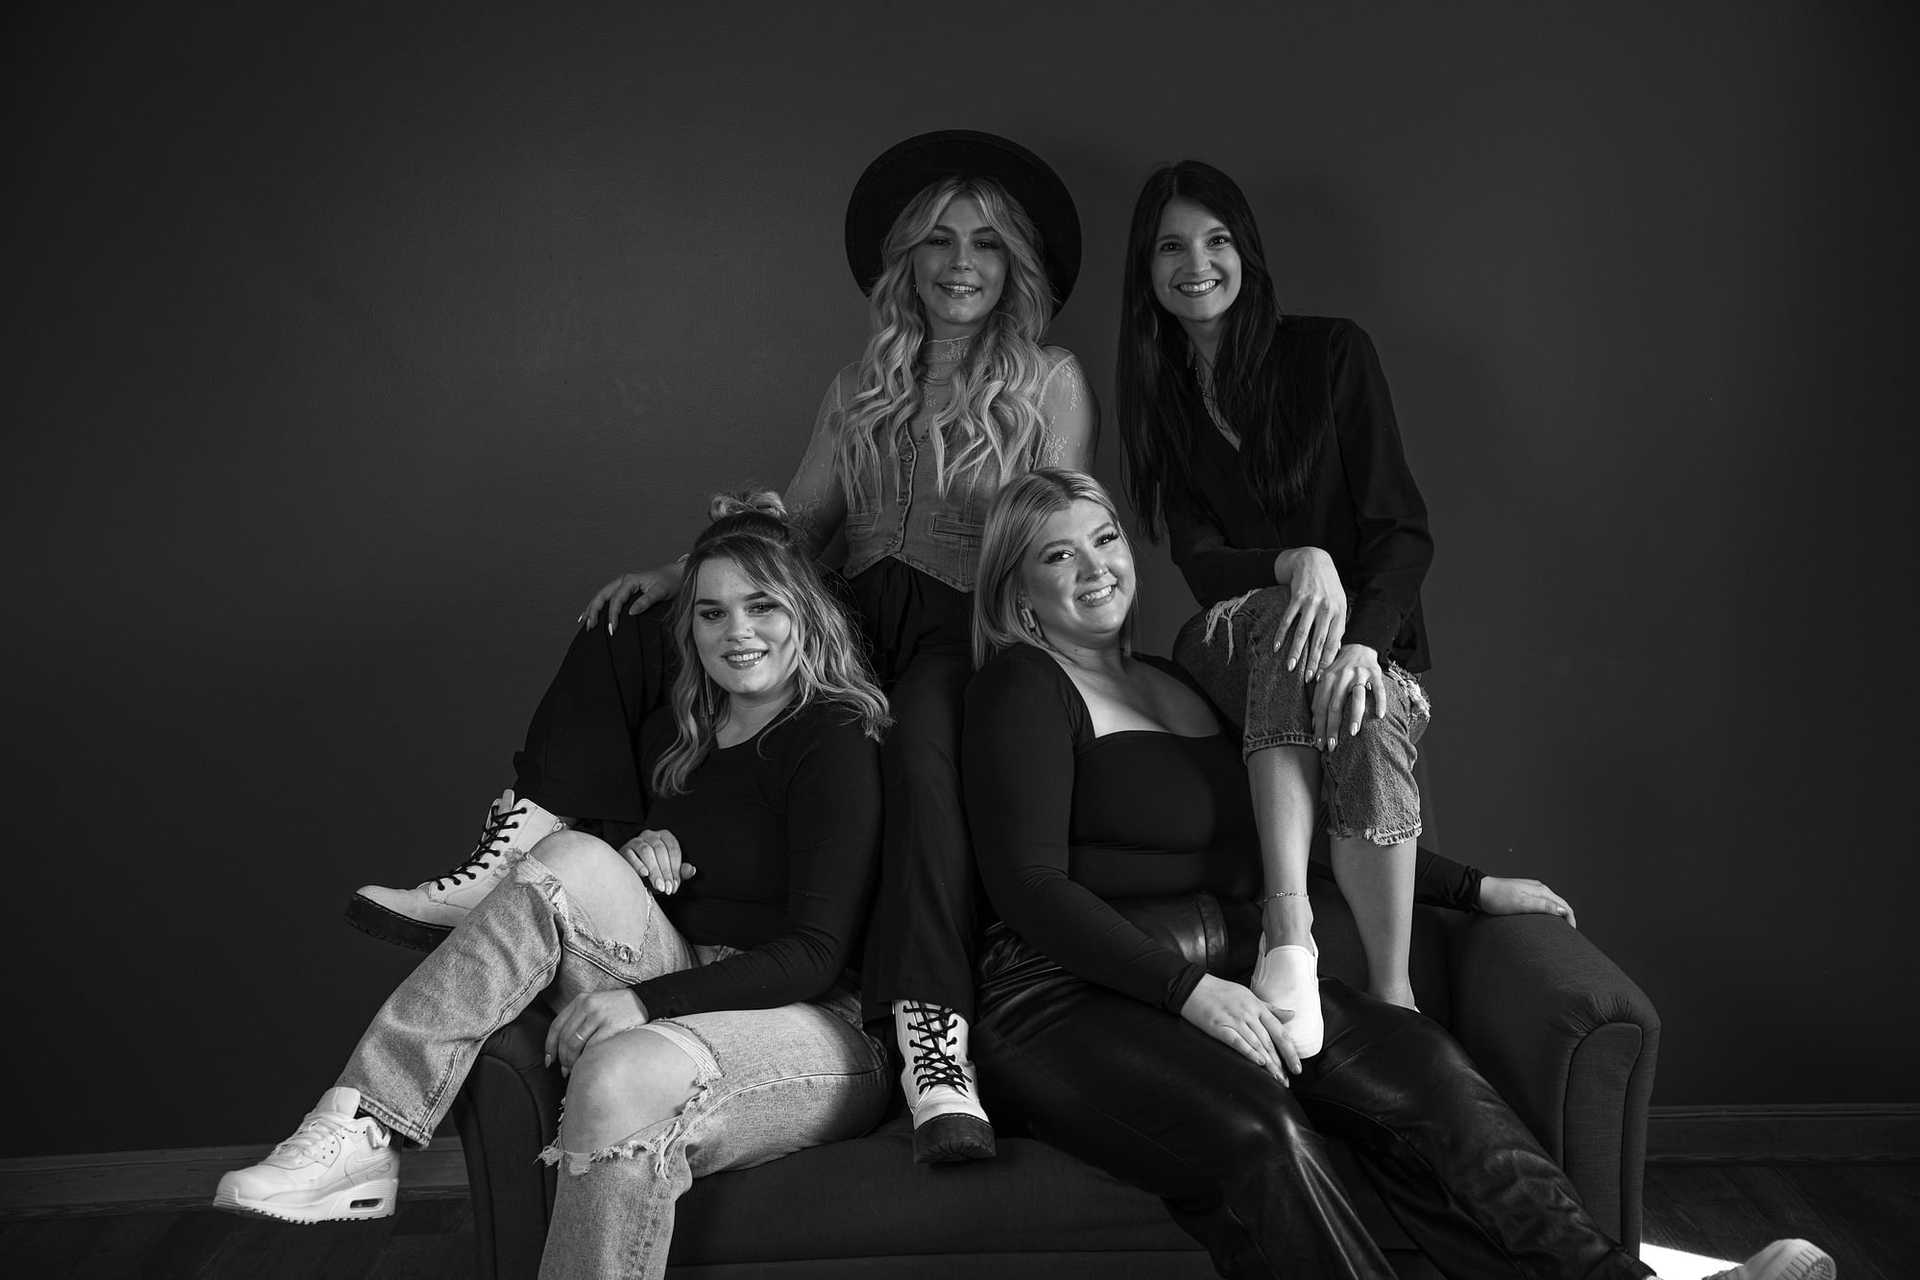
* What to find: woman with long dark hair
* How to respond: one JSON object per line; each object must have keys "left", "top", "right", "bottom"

{"left": 1115, "top": 159, "right": 1460, "bottom": 1059}
{"left": 220, "top": 498, "right": 895, "bottom": 1277}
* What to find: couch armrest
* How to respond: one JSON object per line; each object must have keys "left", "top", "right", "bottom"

{"left": 1447, "top": 914, "right": 1660, "bottom": 1251}
{"left": 452, "top": 1004, "right": 563, "bottom": 1280}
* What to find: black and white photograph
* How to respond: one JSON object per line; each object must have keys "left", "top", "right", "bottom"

{"left": 3, "top": 2, "right": 1914, "bottom": 1277}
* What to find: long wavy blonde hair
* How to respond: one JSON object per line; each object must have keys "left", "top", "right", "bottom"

{"left": 652, "top": 491, "right": 891, "bottom": 796}
{"left": 836, "top": 177, "right": 1058, "bottom": 508}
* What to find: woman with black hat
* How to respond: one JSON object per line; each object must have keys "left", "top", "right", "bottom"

{"left": 348, "top": 131, "right": 1094, "bottom": 1165}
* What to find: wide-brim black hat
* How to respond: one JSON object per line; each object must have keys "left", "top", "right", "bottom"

{"left": 844, "top": 129, "right": 1081, "bottom": 312}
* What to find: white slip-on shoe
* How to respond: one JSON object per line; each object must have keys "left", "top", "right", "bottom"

{"left": 346, "top": 790, "right": 567, "bottom": 951}
{"left": 1251, "top": 932, "right": 1324, "bottom": 1058}
{"left": 212, "top": 1086, "right": 399, "bottom": 1224}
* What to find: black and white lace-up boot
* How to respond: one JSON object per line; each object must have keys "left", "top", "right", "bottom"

{"left": 893, "top": 999, "right": 996, "bottom": 1164}
{"left": 345, "top": 790, "right": 567, "bottom": 951}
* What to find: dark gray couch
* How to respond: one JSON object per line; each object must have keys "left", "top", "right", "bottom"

{"left": 452, "top": 879, "right": 1660, "bottom": 1278}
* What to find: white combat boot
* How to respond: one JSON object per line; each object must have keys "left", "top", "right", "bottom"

{"left": 345, "top": 790, "right": 567, "bottom": 950}
{"left": 893, "top": 999, "right": 995, "bottom": 1164}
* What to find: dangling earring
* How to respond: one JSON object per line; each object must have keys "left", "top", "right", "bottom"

{"left": 1018, "top": 602, "right": 1039, "bottom": 635}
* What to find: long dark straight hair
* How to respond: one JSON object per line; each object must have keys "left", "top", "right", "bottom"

{"left": 1116, "top": 160, "right": 1327, "bottom": 540}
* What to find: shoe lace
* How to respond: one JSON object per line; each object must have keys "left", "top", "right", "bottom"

{"left": 270, "top": 1110, "right": 356, "bottom": 1165}
{"left": 428, "top": 799, "right": 529, "bottom": 890}
{"left": 902, "top": 1001, "right": 970, "bottom": 1095}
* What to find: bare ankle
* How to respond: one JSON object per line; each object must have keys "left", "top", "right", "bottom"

{"left": 1371, "top": 982, "right": 1417, "bottom": 1010}
{"left": 1261, "top": 895, "right": 1315, "bottom": 948}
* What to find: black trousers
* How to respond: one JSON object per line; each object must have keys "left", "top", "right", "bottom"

{"left": 509, "top": 560, "right": 984, "bottom": 1021}
{"left": 848, "top": 560, "right": 981, "bottom": 1022}
{"left": 510, "top": 606, "right": 677, "bottom": 848}
{"left": 973, "top": 923, "right": 1653, "bottom": 1280}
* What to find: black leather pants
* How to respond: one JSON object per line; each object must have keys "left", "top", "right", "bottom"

{"left": 972, "top": 919, "right": 1653, "bottom": 1279}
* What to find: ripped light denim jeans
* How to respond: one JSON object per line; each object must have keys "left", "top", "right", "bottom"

{"left": 1173, "top": 588, "right": 1432, "bottom": 845}
{"left": 335, "top": 856, "right": 889, "bottom": 1279}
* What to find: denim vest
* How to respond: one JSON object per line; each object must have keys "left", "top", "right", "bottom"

{"left": 827, "top": 347, "right": 1085, "bottom": 594}
{"left": 842, "top": 409, "right": 1001, "bottom": 593}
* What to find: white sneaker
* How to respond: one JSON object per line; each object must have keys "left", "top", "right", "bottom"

{"left": 212, "top": 1087, "right": 399, "bottom": 1224}
{"left": 1701, "top": 1239, "right": 1836, "bottom": 1280}
{"left": 1251, "top": 932, "right": 1324, "bottom": 1058}
{"left": 346, "top": 790, "right": 567, "bottom": 951}
{"left": 893, "top": 1000, "right": 994, "bottom": 1163}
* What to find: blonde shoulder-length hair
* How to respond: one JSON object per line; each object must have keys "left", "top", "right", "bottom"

{"left": 652, "top": 491, "right": 891, "bottom": 796}
{"left": 835, "top": 176, "right": 1058, "bottom": 508}
{"left": 972, "top": 467, "right": 1136, "bottom": 668}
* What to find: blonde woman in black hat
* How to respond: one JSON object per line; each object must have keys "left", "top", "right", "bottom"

{"left": 350, "top": 131, "right": 1094, "bottom": 1165}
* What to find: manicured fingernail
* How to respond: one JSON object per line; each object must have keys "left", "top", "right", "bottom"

{"left": 544, "top": 1053, "right": 552, "bottom": 1068}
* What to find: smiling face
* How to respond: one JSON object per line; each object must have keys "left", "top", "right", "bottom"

{"left": 910, "top": 194, "right": 1009, "bottom": 340}
{"left": 1148, "top": 197, "right": 1243, "bottom": 341}
{"left": 1018, "top": 498, "right": 1135, "bottom": 653}
{"left": 690, "top": 556, "right": 800, "bottom": 711}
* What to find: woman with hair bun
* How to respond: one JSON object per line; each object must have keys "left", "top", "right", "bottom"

{"left": 220, "top": 497, "right": 897, "bottom": 1277}
{"left": 352, "top": 131, "right": 1096, "bottom": 1164}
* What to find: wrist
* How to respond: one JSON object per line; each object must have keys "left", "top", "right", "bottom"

{"left": 1475, "top": 875, "right": 1501, "bottom": 912}
{"left": 1272, "top": 548, "right": 1298, "bottom": 584}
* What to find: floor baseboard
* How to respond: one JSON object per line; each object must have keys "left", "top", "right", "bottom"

{"left": 0, "top": 1139, "right": 470, "bottom": 1218}
{"left": 1647, "top": 1103, "right": 1920, "bottom": 1163}
{"left": 7, "top": 1105, "right": 1917, "bottom": 1217}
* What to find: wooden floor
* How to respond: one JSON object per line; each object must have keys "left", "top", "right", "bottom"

{"left": 1, "top": 1164, "right": 1913, "bottom": 1278}
{"left": 1642, "top": 1163, "right": 1916, "bottom": 1280}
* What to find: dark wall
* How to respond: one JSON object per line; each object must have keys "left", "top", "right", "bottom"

{"left": 6, "top": 1, "right": 1915, "bottom": 1157}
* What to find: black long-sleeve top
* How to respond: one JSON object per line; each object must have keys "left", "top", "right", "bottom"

{"left": 629, "top": 699, "right": 881, "bottom": 1019}
{"left": 1168, "top": 316, "right": 1434, "bottom": 672}
{"left": 963, "top": 645, "right": 1479, "bottom": 1013}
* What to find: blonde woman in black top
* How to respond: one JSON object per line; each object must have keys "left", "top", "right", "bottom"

{"left": 961, "top": 468, "right": 1829, "bottom": 1280}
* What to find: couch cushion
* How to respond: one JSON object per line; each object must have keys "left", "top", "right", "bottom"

{"left": 667, "top": 1117, "right": 1414, "bottom": 1266}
